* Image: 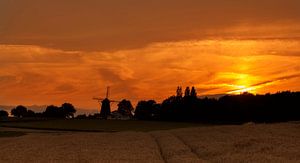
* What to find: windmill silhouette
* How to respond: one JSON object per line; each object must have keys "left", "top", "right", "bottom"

{"left": 93, "top": 87, "right": 120, "bottom": 119}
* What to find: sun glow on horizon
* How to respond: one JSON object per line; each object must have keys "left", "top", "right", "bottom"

{"left": 228, "top": 85, "right": 257, "bottom": 95}
{"left": 0, "top": 39, "right": 299, "bottom": 108}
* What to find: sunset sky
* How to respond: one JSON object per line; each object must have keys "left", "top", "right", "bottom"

{"left": 0, "top": 0, "right": 300, "bottom": 110}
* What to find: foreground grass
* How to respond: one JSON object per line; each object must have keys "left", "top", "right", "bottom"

{"left": 1, "top": 119, "right": 201, "bottom": 132}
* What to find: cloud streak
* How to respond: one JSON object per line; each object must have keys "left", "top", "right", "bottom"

{"left": 0, "top": 39, "right": 300, "bottom": 109}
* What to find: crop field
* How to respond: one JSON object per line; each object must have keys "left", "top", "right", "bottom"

{"left": 0, "top": 121, "right": 299, "bottom": 162}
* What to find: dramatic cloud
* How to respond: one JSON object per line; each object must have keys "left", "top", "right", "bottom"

{"left": 0, "top": 39, "right": 299, "bottom": 109}
{"left": 0, "top": 0, "right": 300, "bottom": 51}
{"left": 0, "top": 0, "right": 299, "bottom": 110}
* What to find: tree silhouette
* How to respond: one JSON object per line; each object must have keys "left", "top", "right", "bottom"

{"left": 11, "top": 105, "right": 28, "bottom": 118}
{"left": 176, "top": 86, "right": 183, "bottom": 98}
{"left": 117, "top": 99, "right": 134, "bottom": 117}
{"left": 6, "top": 87, "right": 300, "bottom": 123}
{"left": 141, "top": 87, "right": 300, "bottom": 123}
{"left": 43, "top": 104, "right": 76, "bottom": 118}
{"left": 134, "top": 100, "right": 160, "bottom": 120}
{"left": 43, "top": 105, "right": 63, "bottom": 118}
{"left": 26, "top": 110, "right": 36, "bottom": 117}
{"left": 61, "top": 103, "right": 76, "bottom": 118}
{"left": 184, "top": 87, "right": 191, "bottom": 97}
{"left": 161, "top": 95, "right": 183, "bottom": 120}
{"left": 0, "top": 110, "right": 8, "bottom": 121}
{"left": 0, "top": 110, "right": 8, "bottom": 118}
{"left": 191, "top": 86, "right": 197, "bottom": 97}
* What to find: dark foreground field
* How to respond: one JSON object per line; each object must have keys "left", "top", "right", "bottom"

{"left": 1, "top": 119, "right": 201, "bottom": 132}
{"left": 0, "top": 121, "right": 299, "bottom": 162}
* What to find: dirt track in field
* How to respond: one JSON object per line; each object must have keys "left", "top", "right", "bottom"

{"left": 1, "top": 123, "right": 300, "bottom": 163}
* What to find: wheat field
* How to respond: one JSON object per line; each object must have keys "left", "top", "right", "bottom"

{"left": 0, "top": 122, "right": 299, "bottom": 163}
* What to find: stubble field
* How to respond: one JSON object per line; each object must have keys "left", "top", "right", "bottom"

{"left": 0, "top": 121, "right": 299, "bottom": 162}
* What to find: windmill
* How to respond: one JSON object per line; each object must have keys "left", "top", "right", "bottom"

{"left": 93, "top": 87, "right": 120, "bottom": 119}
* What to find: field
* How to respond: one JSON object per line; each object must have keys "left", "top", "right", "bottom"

{"left": 0, "top": 120, "right": 300, "bottom": 162}
{"left": 0, "top": 119, "right": 201, "bottom": 132}
{"left": 0, "top": 131, "right": 26, "bottom": 138}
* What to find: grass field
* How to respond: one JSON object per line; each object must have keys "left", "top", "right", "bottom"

{"left": 0, "top": 119, "right": 201, "bottom": 132}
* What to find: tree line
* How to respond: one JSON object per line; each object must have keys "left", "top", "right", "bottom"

{"left": 134, "top": 87, "right": 300, "bottom": 123}
{"left": 0, "top": 103, "right": 76, "bottom": 120}
{"left": 1, "top": 87, "right": 300, "bottom": 124}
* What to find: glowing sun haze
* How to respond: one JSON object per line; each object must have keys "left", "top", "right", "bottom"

{"left": 0, "top": 0, "right": 300, "bottom": 109}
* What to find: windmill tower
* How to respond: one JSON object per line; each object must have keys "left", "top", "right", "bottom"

{"left": 93, "top": 87, "right": 119, "bottom": 119}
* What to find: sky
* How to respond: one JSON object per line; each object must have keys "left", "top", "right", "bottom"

{"left": 0, "top": 0, "right": 300, "bottom": 110}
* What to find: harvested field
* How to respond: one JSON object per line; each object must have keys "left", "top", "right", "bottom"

{"left": 0, "top": 122, "right": 299, "bottom": 162}
{"left": 0, "top": 131, "right": 163, "bottom": 162}
{"left": 170, "top": 123, "right": 300, "bottom": 162}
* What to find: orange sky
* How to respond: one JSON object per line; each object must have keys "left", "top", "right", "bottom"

{"left": 0, "top": 0, "right": 300, "bottom": 110}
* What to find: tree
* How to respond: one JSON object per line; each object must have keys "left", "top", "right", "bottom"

{"left": 0, "top": 110, "right": 8, "bottom": 117}
{"left": 134, "top": 100, "right": 160, "bottom": 120}
{"left": 176, "top": 86, "right": 183, "bottom": 98}
{"left": 43, "top": 104, "right": 76, "bottom": 118}
{"left": 0, "top": 110, "right": 8, "bottom": 121}
{"left": 191, "top": 86, "right": 197, "bottom": 98}
{"left": 43, "top": 105, "right": 62, "bottom": 118}
{"left": 117, "top": 99, "right": 134, "bottom": 117}
{"left": 26, "top": 110, "right": 36, "bottom": 117}
{"left": 61, "top": 103, "right": 76, "bottom": 118}
{"left": 11, "top": 105, "right": 28, "bottom": 118}
{"left": 161, "top": 96, "right": 182, "bottom": 120}
{"left": 184, "top": 87, "right": 191, "bottom": 97}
